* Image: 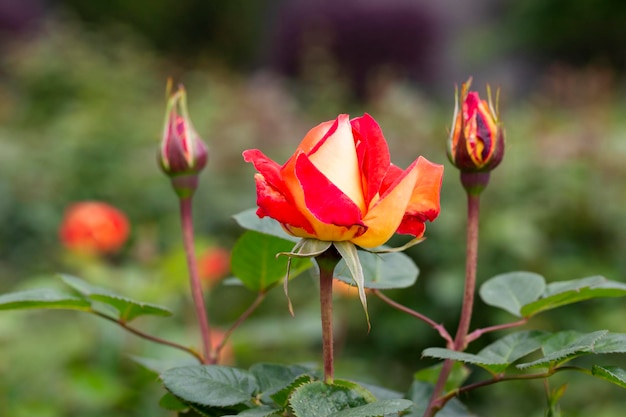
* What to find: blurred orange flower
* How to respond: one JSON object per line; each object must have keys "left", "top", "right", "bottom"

{"left": 198, "top": 247, "right": 231, "bottom": 286}
{"left": 59, "top": 201, "right": 130, "bottom": 255}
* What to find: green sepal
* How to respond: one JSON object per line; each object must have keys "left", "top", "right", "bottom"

{"left": 333, "top": 241, "right": 370, "bottom": 330}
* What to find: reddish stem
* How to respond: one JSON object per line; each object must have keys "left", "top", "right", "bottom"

{"left": 179, "top": 197, "right": 213, "bottom": 364}
{"left": 316, "top": 249, "right": 341, "bottom": 384}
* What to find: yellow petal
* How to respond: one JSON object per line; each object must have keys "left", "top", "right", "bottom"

{"left": 351, "top": 161, "right": 420, "bottom": 248}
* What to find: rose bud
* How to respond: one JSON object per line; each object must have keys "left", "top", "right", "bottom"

{"left": 448, "top": 78, "right": 504, "bottom": 173}
{"left": 243, "top": 114, "right": 443, "bottom": 248}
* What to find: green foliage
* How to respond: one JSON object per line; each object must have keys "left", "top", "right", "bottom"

{"left": 479, "top": 271, "right": 545, "bottom": 317}
{"left": 591, "top": 366, "right": 626, "bottom": 389}
{"left": 230, "top": 231, "right": 313, "bottom": 292}
{"left": 404, "top": 381, "right": 471, "bottom": 417}
{"left": 0, "top": 287, "right": 91, "bottom": 311}
{"left": 335, "top": 250, "right": 419, "bottom": 289}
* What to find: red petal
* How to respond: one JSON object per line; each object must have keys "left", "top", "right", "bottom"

{"left": 294, "top": 153, "right": 364, "bottom": 229}
{"left": 350, "top": 114, "right": 391, "bottom": 206}
{"left": 243, "top": 149, "right": 285, "bottom": 191}
{"left": 252, "top": 174, "right": 315, "bottom": 234}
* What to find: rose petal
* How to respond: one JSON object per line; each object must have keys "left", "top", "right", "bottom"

{"left": 252, "top": 173, "right": 315, "bottom": 235}
{"left": 351, "top": 159, "right": 420, "bottom": 248}
{"left": 351, "top": 114, "right": 391, "bottom": 207}
{"left": 308, "top": 114, "right": 365, "bottom": 211}
{"left": 404, "top": 156, "right": 444, "bottom": 222}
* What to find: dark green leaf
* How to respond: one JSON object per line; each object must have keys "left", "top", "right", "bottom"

{"left": 224, "top": 406, "right": 281, "bottom": 416}
{"left": 231, "top": 231, "right": 312, "bottom": 292}
{"left": 520, "top": 276, "right": 626, "bottom": 317}
{"left": 414, "top": 362, "right": 470, "bottom": 392}
{"left": 0, "top": 288, "right": 91, "bottom": 311}
{"left": 591, "top": 366, "right": 626, "bottom": 389}
{"left": 593, "top": 333, "right": 626, "bottom": 354}
{"left": 335, "top": 249, "right": 419, "bottom": 290}
{"left": 59, "top": 274, "right": 171, "bottom": 321}
{"left": 269, "top": 374, "right": 313, "bottom": 408}
{"left": 289, "top": 381, "right": 369, "bottom": 417}
{"left": 517, "top": 330, "right": 608, "bottom": 369}
{"left": 423, "top": 331, "right": 548, "bottom": 374}
{"left": 404, "top": 381, "right": 471, "bottom": 417}
{"left": 479, "top": 271, "right": 545, "bottom": 317}
{"left": 329, "top": 399, "right": 414, "bottom": 416}
{"left": 161, "top": 365, "right": 258, "bottom": 407}
{"left": 233, "top": 209, "right": 298, "bottom": 242}
{"left": 249, "top": 363, "right": 313, "bottom": 396}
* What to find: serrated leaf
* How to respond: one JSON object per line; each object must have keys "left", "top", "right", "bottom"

{"left": 329, "top": 399, "right": 414, "bottom": 417}
{"left": 591, "top": 366, "right": 626, "bottom": 389}
{"left": 520, "top": 276, "right": 626, "bottom": 317}
{"left": 269, "top": 374, "right": 313, "bottom": 407}
{"left": 129, "top": 355, "right": 199, "bottom": 374}
{"left": 59, "top": 274, "right": 171, "bottom": 321}
{"left": 249, "top": 363, "right": 313, "bottom": 396}
{"left": 0, "top": 288, "right": 91, "bottom": 311}
{"left": 414, "top": 362, "right": 470, "bottom": 392}
{"left": 422, "top": 331, "right": 548, "bottom": 374}
{"left": 289, "top": 381, "right": 369, "bottom": 417}
{"left": 231, "top": 231, "right": 313, "bottom": 292}
{"left": 593, "top": 333, "right": 626, "bottom": 354}
{"left": 517, "top": 330, "right": 608, "bottom": 369}
{"left": 161, "top": 365, "right": 258, "bottom": 407}
{"left": 404, "top": 381, "right": 471, "bottom": 417}
{"left": 224, "top": 406, "right": 281, "bottom": 416}
{"left": 335, "top": 249, "right": 419, "bottom": 289}
{"left": 233, "top": 208, "right": 298, "bottom": 242}
{"left": 479, "top": 271, "right": 545, "bottom": 317}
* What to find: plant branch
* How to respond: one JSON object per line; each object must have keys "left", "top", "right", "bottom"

{"left": 214, "top": 291, "right": 267, "bottom": 363}
{"left": 179, "top": 197, "right": 213, "bottom": 364}
{"left": 466, "top": 318, "right": 528, "bottom": 344}
{"left": 373, "top": 289, "right": 453, "bottom": 348}
{"left": 93, "top": 311, "right": 203, "bottom": 363}
{"left": 316, "top": 249, "right": 341, "bottom": 384}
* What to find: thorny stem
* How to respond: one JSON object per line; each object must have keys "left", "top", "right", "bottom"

{"left": 424, "top": 192, "right": 481, "bottom": 417}
{"left": 93, "top": 311, "right": 203, "bottom": 363}
{"left": 373, "top": 290, "right": 453, "bottom": 348}
{"left": 316, "top": 249, "right": 341, "bottom": 384}
{"left": 180, "top": 197, "right": 213, "bottom": 364}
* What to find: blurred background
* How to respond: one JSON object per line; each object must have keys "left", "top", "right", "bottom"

{"left": 1, "top": 0, "right": 626, "bottom": 416}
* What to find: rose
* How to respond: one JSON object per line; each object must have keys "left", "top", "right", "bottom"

{"left": 59, "top": 201, "right": 130, "bottom": 254}
{"left": 242, "top": 114, "right": 443, "bottom": 248}
{"left": 448, "top": 78, "right": 504, "bottom": 172}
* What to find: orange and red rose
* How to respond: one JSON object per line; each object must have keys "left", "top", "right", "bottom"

{"left": 59, "top": 201, "right": 130, "bottom": 255}
{"left": 243, "top": 114, "right": 443, "bottom": 248}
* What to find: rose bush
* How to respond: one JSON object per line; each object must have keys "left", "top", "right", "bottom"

{"left": 243, "top": 113, "right": 443, "bottom": 248}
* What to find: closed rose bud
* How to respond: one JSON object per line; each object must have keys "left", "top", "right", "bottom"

{"left": 448, "top": 78, "right": 504, "bottom": 173}
{"left": 243, "top": 114, "right": 443, "bottom": 248}
{"left": 59, "top": 201, "right": 130, "bottom": 255}
{"left": 159, "top": 83, "right": 208, "bottom": 198}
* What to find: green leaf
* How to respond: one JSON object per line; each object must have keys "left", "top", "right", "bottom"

{"left": 414, "top": 362, "right": 470, "bottom": 392}
{"left": 423, "top": 331, "right": 548, "bottom": 374}
{"left": 333, "top": 242, "right": 369, "bottom": 328}
{"left": 233, "top": 208, "right": 299, "bottom": 242}
{"left": 404, "top": 381, "right": 471, "bottom": 417}
{"left": 517, "top": 330, "right": 608, "bottom": 369}
{"left": 335, "top": 250, "right": 419, "bottom": 289}
{"left": 0, "top": 288, "right": 91, "bottom": 311}
{"left": 520, "top": 276, "right": 626, "bottom": 317}
{"left": 479, "top": 271, "right": 545, "bottom": 317}
{"left": 231, "top": 231, "right": 313, "bottom": 292}
{"left": 289, "top": 381, "right": 369, "bottom": 417}
{"left": 593, "top": 333, "right": 626, "bottom": 354}
{"left": 161, "top": 365, "right": 258, "bottom": 407}
{"left": 269, "top": 374, "right": 314, "bottom": 408}
{"left": 225, "top": 406, "right": 281, "bottom": 416}
{"left": 159, "top": 392, "right": 189, "bottom": 411}
{"left": 591, "top": 366, "right": 626, "bottom": 389}
{"left": 249, "top": 363, "right": 313, "bottom": 396}
{"left": 59, "top": 274, "right": 171, "bottom": 321}
{"left": 329, "top": 399, "right": 414, "bottom": 417}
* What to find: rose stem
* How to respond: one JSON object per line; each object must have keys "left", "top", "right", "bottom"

{"left": 179, "top": 196, "right": 213, "bottom": 364}
{"left": 424, "top": 191, "right": 481, "bottom": 416}
{"left": 316, "top": 249, "right": 341, "bottom": 384}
